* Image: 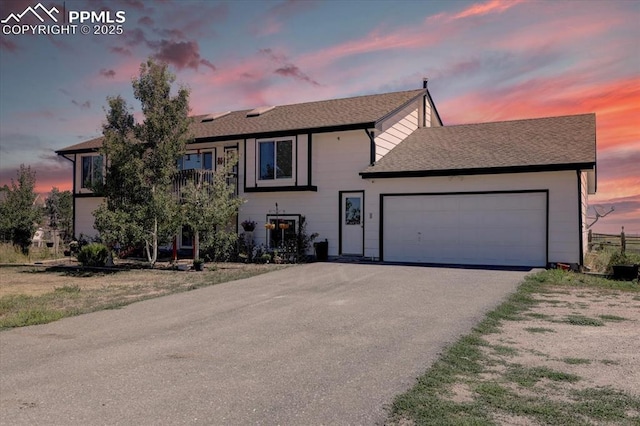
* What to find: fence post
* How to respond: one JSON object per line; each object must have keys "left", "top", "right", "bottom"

{"left": 620, "top": 226, "right": 626, "bottom": 255}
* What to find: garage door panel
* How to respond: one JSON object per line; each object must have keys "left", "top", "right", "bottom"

{"left": 383, "top": 192, "right": 547, "bottom": 267}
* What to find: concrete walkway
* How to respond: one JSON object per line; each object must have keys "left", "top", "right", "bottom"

{"left": 0, "top": 263, "right": 531, "bottom": 425}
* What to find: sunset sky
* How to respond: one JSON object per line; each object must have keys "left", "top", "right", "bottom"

{"left": 0, "top": 0, "right": 638, "bottom": 234}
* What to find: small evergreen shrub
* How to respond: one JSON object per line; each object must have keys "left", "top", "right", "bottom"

{"left": 77, "top": 243, "right": 110, "bottom": 267}
{"left": 608, "top": 251, "right": 640, "bottom": 268}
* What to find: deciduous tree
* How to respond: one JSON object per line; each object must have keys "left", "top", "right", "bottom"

{"left": 45, "top": 187, "right": 73, "bottom": 241}
{"left": 0, "top": 165, "right": 42, "bottom": 253}
{"left": 180, "top": 154, "right": 244, "bottom": 261}
{"left": 93, "top": 59, "right": 191, "bottom": 266}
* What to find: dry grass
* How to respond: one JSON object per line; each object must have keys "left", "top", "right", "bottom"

{"left": 388, "top": 270, "right": 640, "bottom": 425}
{"left": 0, "top": 263, "right": 286, "bottom": 329}
{"left": 0, "top": 243, "right": 67, "bottom": 264}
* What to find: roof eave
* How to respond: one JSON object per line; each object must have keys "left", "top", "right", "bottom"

{"left": 425, "top": 89, "right": 443, "bottom": 126}
{"left": 360, "top": 162, "right": 597, "bottom": 179}
{"left": 55, "top": 147, "right": 102, "bottom": 155}
{"left": 374, "top": 89, "right": 427, "bottom": 128}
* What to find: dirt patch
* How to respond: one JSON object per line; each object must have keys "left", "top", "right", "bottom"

{"left": 474, "top": 286, "right": 640, "bottom": 424}
{"left": 484, "top": 287, "right": 640, "bottom": 397}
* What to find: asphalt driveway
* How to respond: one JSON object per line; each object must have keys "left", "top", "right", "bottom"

{"left": 1, "top": 263, "right": 531, "bottom": 425}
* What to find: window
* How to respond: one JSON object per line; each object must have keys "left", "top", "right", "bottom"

{"left": 81, "top": 155, "right": 103, "bottom": 189}
{"left": 259, "top": 139, "right": 293, "bottom": 180}
{"left": 267, "top": 218, "right": 297, "bottom": 249}
{"left": 181, "top": 225, "right": 193, "bottom": 248}
{"left": 177, "top": 152, "right": 213, "bottom": 171}
{"left": 345, "top": 197, "right": 361, "bottom": 225}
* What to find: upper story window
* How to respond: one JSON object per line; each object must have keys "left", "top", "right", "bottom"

{"left": 81, "top": 155, "right": 103, "bottom": 189}
{"left": 259, "top": 138, "right": 293, "bottom": 180}
{"left": 177, "top": 152, "right": 213, "bottom": 171}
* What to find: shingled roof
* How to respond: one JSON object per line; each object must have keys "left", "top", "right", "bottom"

{"left": 56, "top": 89, "right": 426, "bottom": 154}
{"left": 360, "top": 113, "right": 596, "bottom": 178}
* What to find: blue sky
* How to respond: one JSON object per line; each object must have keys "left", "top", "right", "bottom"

{"left": 0, "top": 0, "right": 638, "bottom": 234}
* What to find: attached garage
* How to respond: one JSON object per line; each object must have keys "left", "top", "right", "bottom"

{"left": 381, "top": 191, "right": 548, "bottom": 267}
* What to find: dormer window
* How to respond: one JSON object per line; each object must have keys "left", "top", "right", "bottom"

{"left": 259, "top": 138, "right": 293, "bottom": 180}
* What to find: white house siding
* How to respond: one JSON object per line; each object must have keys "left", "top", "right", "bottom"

{"left": 296, "top": 134, "right": 309, "bottom": 186}
{"left": 424, "top": 96, "right": 432, "bottom": 127}
{"left": 244, "top": 135, "right": 308, "bottom": 188}
{"left": 587, "top": 169, "right": 596, "bottom": 194}
{"left": 244, "top": 138, "right": 256, "bottom": 187}
{"left": 362, "top": 170, "right": 582, "bottom": 265}
{"left": 238, "top": 126, "right": 583, "bottom": 264}
{"left": 238, "top": 129, "right": 371, "bottom": 256}
{"left": 75, "top": 197, "right": 104, "bottom": 239}
{"left": 374, "top": 106, "right": 419, "bottom": 162}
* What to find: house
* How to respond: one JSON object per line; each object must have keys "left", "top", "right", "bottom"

{"left": 56, "top": 80, "right": 596, "bottom": 268}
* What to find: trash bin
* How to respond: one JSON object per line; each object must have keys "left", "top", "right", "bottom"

{"left": 314, "top": 239, "right": 328, "bottom": 261}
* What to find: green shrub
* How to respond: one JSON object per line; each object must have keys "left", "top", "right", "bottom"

{"left": 77, "top": 243, "right": 110, "bottom": 267}
{"left": 202, "top": 231, "right": 238, "bottom": 262}
{"left": 608, "top": 251, "right": 640, "bottom": 269}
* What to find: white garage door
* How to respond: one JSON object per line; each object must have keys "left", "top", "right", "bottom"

{"left": 382, "top": 192, "right": 547, "bottom": 267}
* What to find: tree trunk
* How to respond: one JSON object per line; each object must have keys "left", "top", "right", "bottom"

{"left": 144, "top": 240, "right": 152, "bottom": 265}
{"left": 150, "top": 218, "right": 158, "bottom": 267}
{"left": 194, "top": 230, "right": 200, "bottom": 261}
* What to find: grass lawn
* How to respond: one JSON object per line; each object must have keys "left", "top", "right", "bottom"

{"left": 387, "top": 269, "right": 640, "bottom": 425}
{"left": 0, "top": 263, "right": 286, "bottom": 330}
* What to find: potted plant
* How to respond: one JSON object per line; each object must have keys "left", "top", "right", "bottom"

{"left": 608, "top": 252, "right": 639, "bottom": 280}
{"left": 241, "top": 220, "right": 256, "bottom": 232}
{"left": 193, "top": 258, "right": 205, "bottom": 272}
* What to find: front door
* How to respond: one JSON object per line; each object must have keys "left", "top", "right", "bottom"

{"left": 340, "top": 191, "right": 364, "bottom": 255}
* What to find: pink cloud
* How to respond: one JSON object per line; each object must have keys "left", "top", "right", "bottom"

{"left": 449, "top": 0, "right": 524, "bottom": 20}
{"left": 439, "top": 75, "right": 639, "bottom": 149}
{"left": 150, "top": 40, "right": 216, "bottom": 72}
{"left": 252, "top": 0, "right": 317, "bottom": 36}
{"left": 490, "top": 7, "right": 624, "bottom": 52}
{"left": 302, "top": 28, "right": 440, "bottom": 68}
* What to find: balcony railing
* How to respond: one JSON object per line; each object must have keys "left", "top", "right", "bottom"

{"left": 173, "top": 169, "right": 237, "bottom": 197}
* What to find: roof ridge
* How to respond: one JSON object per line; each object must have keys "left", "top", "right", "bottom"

{"left": 196, "top": 88, "right": 426, "bottom": 116}
{"left": 440, "top": 112, "right": 595, "bottom": 128}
